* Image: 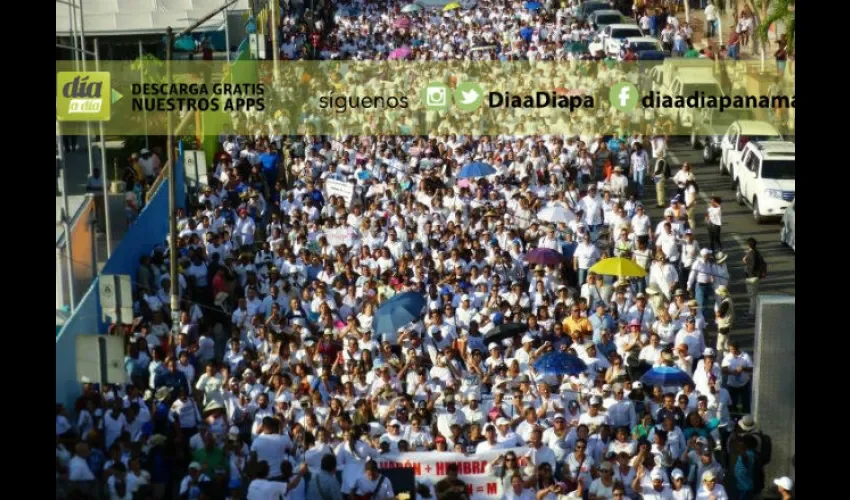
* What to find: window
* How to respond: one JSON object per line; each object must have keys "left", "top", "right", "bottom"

{"left": 760, "top": 159, "right": 795, "bottom": 180}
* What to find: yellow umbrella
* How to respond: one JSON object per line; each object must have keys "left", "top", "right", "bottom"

{"left": 589, "top": 257, "right": 647, "bottom": 278}
{"left": 443, "top": 2, "right": 461, "bottom": 11}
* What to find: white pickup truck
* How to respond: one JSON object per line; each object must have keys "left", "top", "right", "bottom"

{"left": 732, "top": 141, "right": 796, "bottom": 224}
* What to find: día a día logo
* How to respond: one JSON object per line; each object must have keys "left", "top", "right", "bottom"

{"left": 57, "top": 72, "right": 114, "bottom": 121}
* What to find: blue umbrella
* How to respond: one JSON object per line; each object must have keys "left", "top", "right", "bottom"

{"left": 374, "top": 292, "right": 426, "bottom": 335}
{"left": 457, "top": 162, "right": 496, "bottom": 179}
{"left": 524, "top": 1, "right": 542, "bottom": 10}
{"left": 641, "top": 366, "right": 694, "bottom": 387}
{"left": 533, "top": 352, "right": 588, "bottom": 376}
{"left": 520, "top": 27, "right": 534, "bottom": 42}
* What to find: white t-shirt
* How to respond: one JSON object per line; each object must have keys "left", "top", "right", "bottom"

{"left": 247, "top": 478, "right": 288, "bottom": 500}
{"left": 721, "top": 352, "right": 753, "bottom": 388}
{"left": 250, "top": 433, "right": 292, "bottom": 478}
{"left": 68, "top": 456, "right": 96, "bottom": 481}
{"left": 354, "top": 474, "right": 395, "bottom": 499}
{"left": 589, "top": 477, "right": 615, "bottom": 499}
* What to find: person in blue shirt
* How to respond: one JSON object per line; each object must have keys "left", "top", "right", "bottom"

{"left": 589, "top": 303, "right": 615, "bottom": 343}
{"left": 733, "top": 435, "right": 759, "bottom": 499}
{"left": 153, "top": 358, "right": 190, "bottom": 396}
{"left": 596, "top": 329, "right": 618, "bottom": 360}
{"left": 306, "top": 180, "right": 325, "bottom": 209}
{"left": 258, "top": 144, "right": 280, "bottom": 188}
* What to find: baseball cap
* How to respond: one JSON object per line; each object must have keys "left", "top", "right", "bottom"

{"left": 671, "top": 468, "right": 684, "bottom": 479}
{"left": 702, "top": 471, "right": 717, "bottom": 481}
{"left": 650, "top": 468, "right": 664, "bottom": 480}
{"left": 703, "top": 347, "right": 716, "bottom": 357}
{"left": 461, "top": 294, "right": 470, "bottom": 301}
{"left": 553, "top": 414, "right": 566, "bottom": 421}
{"left": 522, "top": 334, "right": 534, "bottom": 344}
{"left": 632, "top": 381, "right": 643, "bottom": 389}
{"left": 189, "top": 462, "right": 202, "bottom": 470}
{"left": 488, "top": 342, "right": 499, "bottom": 351}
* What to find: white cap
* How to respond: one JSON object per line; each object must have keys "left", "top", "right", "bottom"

{"left": 671, "top": 468, "right": 684, "bottom": 479}
{"left": 632, "top": 381, "right": 643, "bottom": 389}
{"left": 700, "top": 248, "right": 712, "bottom": 256}
{"left": 521, "top": 334, "right": 534, "bottom": 344}
{"left": 664, "top": 208, "right": 674, "bottom": 216}
{"left": 703, "top": 347, "right": 716, "bottom": 357}
{"left": 228, "top": 426, "right": 240, "bottom": 436}
{"left": 461, "top": 294, "right": 470, "bottom": 301}
{"left": 650, "top": 468, "right": 664, "bottom": 480}
{"left": 496, "top": 417, "right": 510, "bottom": 426}
{"left": 389, "top": 419, "right": 402, "bottom": 427}
{"left": 774, "top": 477, "right": 794, "bottom": 491}
{"left": 602, "top": 384, "right": 612, "bottom": 392}
{"left": 488, "top": 342, "right": 499, "bottom": 351}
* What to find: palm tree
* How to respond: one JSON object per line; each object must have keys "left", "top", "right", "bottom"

{"left": 745, "top": 0, "right": 795, "bottom": 70}
{"left": 759, "top": 0, "right": 795, "bottom": 53}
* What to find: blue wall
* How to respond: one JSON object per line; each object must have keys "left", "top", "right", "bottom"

{"left": 55, "top": 279, "right": 100, "bottom": 412}
{"left": 101, "top": 178, "right": 174, "bottom": 276}
{"left": 56, "top": 170, "right": 179, "bottom": 411}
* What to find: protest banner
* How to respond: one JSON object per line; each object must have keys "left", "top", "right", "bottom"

{"left": 326, "top": 177, "right": 355, "bottom": 206}
{"left": 324, "top": 226, "right": 358, "bottom": 247}
{"left": 374, "top": 447, "right": 530, "bottom": 499}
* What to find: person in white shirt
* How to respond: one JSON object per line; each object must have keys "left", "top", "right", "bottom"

{"left": 250, "top": 416, "right": 292, "bottom": 479}
{"left": 705, "top": 196, "right": 723, "bottom": 253}
{"left": 353, "top": 460, "right": 395, "bottom": 500}
{"left": 695, "top": 470, "right": 728, "bottom": 499}
{"left": 721, "top": 342, "right": 754, "bottom": 414}
{"left": 704, "top": 1, "right": 718, "bottom": 38}
{"left": 630, "top": 143, "right": 650, "bottom": 197}
{"left": 502, "top": 473, "right": 536, "bottom": 500}
{"left": 68, "top": 442, "right": 96, "bottom": 482}
{"left": 476, "top": 424, "right": 507, "bottom": 453}
{"left": 573, "top": 230, "right": 601, "bottom": 287}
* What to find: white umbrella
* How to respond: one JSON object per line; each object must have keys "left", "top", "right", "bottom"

{"left": 537, "top": 206, "right": 576, "bottom": 225}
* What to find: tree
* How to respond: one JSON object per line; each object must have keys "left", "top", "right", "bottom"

{"left": 759, "top": 0, "right": 795, "bottom": 53}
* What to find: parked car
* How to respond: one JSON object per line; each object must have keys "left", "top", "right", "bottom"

{"left": 598, "top": 24, "right": 645, "bottom": 56}
{"left": 589, "top": 10, "right": 627, "bottom": 30}
{"left": 733, "top": 141, "right": 795, "bottom": 224}
{"left": 575, "top": 0, "right": 612, "bottom": 21}
{"left": 716, "top": 120, "right": 783, "bottom": 173}
{"left": 780, "top": 197, "right": 795, "bottom": 252}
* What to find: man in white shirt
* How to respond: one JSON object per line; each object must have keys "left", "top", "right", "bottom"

{"left": 721, "top": 341, "right": 754, "bottom": 414}
{"left": 353, "top": 461, "right": 395, "bottom": 500}
{"left": 250, "top": 417, "right": 292, "bottom": 479}
{"left": 68, "top": 442, "right": 96, "bottom": 482}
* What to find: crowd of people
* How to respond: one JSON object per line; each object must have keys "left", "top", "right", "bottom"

{"left": 56, "top": 1, "right": 794, "bottom": 500}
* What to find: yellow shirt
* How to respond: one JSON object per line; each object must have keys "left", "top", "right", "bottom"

{"left": 562, "top": 316, "right": 593, "bottom": 336}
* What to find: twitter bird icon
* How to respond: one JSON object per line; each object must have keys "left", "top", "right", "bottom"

{"left": 454, "top": 81, "right": 484, "bottom": 112}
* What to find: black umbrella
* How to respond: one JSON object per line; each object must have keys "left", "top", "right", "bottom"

{"left": 483, "top": 322, "right": 528, "bottom": 345}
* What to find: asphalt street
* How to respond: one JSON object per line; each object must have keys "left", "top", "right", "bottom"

{"left": 644, "top": 139, "right": 795, "bottom": 353}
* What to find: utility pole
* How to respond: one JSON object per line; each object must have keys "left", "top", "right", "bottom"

{"left": 166, "top": 26, "right": 180, "bottom": 342}
{"left": 271, "top": 0, "right": 280, "bottom": 83}
{"left": 95, "top": 38, "right": 112, "bottom": 259}
{"left": 166, "top": 0, "right": 241, "bottom": 342}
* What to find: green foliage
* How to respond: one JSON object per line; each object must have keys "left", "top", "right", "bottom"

{"left": 757, "top": 0, "right": 795, "bottom": 52}
{"left": 131, "top": 54, "right": 167, "bottom": 84}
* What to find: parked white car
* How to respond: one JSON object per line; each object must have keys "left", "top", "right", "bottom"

{"left": 780, "top": 197, "right": 795, "bottom": 252}
{"left": 718, "top": 120, "right": 782, "bottom": 174}
{"left": 733, "top": 141, "right": 795, "bottom": 224}
{"left": 599, "top": 24, "right": 644, "bottom": 56}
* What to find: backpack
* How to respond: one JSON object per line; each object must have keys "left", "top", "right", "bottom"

{"left": 757, "top": 432, "right": 772, "bottom": 465}
{"left": 752, "top": 453, "right": 766, "bottom": 493}
{"left": 756, "top": 252, "right": 768, "bottom": 279}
